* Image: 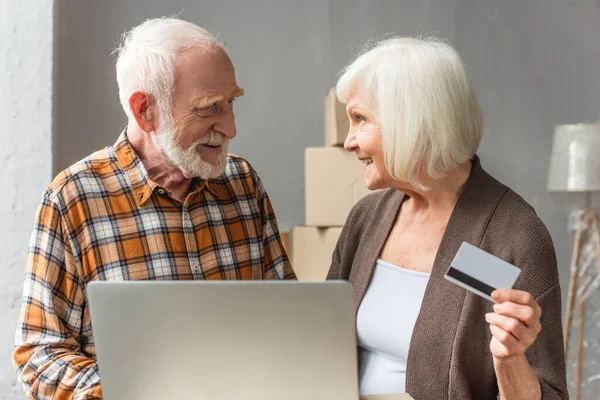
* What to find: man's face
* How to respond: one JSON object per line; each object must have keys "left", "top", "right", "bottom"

{"left": 153, "top": 48, "right": 244, "bottom": 179}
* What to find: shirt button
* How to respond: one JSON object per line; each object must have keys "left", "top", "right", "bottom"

{"left": 192, "top": 263, "right": 200, "bottom": 271}
{"left": 157, "top": 189, "right": 165, "bottom": 194}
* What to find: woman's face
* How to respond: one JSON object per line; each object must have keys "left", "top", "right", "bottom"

{"left": 344, "top": 84, "right": 392, "bottom": 191}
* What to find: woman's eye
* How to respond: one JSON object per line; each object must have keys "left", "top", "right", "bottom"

{"left": 354, "top": 114, "right": 366, "bottom": 122}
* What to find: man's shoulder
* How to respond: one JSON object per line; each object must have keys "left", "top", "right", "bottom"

{"left": 220, "top": 154, "right": 263, "bottom": 195}
{"left": 224, "top": 153, "right": 257, "bottom": 178}
{"left": 45, "top": 146, "right": 117, "bottom": 204}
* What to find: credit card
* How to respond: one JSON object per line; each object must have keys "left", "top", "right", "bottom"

{"left": 444, "top": 242, "right": 521, "bottom": 302}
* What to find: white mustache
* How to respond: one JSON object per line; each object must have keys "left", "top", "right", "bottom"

{"left": 196, "top": 132, "right": 227, "bottom": 147}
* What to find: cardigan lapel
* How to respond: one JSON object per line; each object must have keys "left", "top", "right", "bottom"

{"left": 349, "top": 188, "right": 404, "bottom": 308}
{"left": 405, "top": 157, "right": 508, "bottom": 399}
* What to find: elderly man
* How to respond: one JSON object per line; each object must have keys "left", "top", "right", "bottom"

{"left": 13, "top": 18, "right": 295, "bottom": 399}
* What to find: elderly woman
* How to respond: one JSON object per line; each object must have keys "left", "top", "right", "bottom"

{"left": 327, "top": 37, "right": 567, "bottom": 399}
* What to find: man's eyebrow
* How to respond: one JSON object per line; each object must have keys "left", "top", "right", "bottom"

{"left": 231, "top": 87, "right": 245, "bottom": 98}
{"left": 192, "top": 87, "right": 245, "bottom": 109}
{"left": 193, "top": 95, "right": 224, "bottom": 109}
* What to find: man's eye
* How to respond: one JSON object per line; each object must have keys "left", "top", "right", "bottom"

{"left": 196, "top": 104, "right": 216, "bottom": 116}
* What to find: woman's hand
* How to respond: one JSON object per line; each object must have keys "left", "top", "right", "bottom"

{"left": 485, "top": 289, "right": 542, "bottom": 359}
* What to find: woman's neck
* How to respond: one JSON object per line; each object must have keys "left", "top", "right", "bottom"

{"left": 398, "top": 161, "right": 473, "bottom": 220}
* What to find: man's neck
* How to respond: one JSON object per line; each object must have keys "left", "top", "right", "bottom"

{"left": 126, "top": 126, "right": 193, "bottom": 202}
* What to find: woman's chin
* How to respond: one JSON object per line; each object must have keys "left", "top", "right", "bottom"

{"left": 364, "top": 177, "right": 384, "bottom": 191}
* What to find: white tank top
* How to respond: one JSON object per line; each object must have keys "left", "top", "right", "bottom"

{"left": 356, "top": 258, "right": 430, "bottom": 395}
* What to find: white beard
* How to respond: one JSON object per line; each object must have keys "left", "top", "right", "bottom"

{"left": 152, "top": 113, "right": 229, "bottom": 180}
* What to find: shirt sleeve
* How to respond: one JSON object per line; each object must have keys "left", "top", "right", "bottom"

{"left": 13, "top": 194, "right": 102, "bottom": 399}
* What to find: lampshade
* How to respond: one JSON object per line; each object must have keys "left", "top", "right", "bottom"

{"left": 547, "top": 123, "right": 600, "bottom": 192}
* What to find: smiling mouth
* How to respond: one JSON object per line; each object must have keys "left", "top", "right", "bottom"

{"left": 361, "top": 158, "right": 373, "bottom": 165}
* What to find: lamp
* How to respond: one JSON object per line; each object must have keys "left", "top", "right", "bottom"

{"left": 547, "top": 122, "right": 600, "bottom": 400}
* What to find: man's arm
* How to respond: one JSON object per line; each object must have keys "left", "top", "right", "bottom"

{"left": 13, "top": 195, "right": 102, "bottom": 399}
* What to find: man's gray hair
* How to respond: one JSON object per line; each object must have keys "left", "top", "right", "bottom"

{"left": 115, "top": 17, "right": 225, "bottom": 119}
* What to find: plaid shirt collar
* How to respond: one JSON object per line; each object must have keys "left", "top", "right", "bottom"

{"left": 113, "top": 132, "right": 229, "bottom": 205}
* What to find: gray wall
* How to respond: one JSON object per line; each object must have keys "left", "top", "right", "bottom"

{"left": 54, "top": 0, "right": 456, "bottom": 229}
{"left": 52, "top": 0, "right": 598, "bottom": 395}
{"left": 53, "top": 0, "right": 586, "bottom": 286}
{"left": 456, "top": 0, "right": 600, "bottom": 395}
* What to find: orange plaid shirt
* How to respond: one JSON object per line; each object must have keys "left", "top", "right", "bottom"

{"left": 13, "top": 133, "right": 295, "bottom": 399}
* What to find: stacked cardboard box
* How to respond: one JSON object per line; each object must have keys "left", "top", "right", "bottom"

{"left": 324, "top": 86, "right": 349, "bottom": 147}
{"left": 292, "top": 226, "right": 343, "bottom": 280}
{"left": 291, "top": 88, "right": 372, "bottom": 281}
{"left": 278, "top": 228, "right": 291, "bottom": 260}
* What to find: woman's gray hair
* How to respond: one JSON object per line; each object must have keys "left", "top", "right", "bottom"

{"left": 336, "top": 37, "right": 483, "bottom": 190}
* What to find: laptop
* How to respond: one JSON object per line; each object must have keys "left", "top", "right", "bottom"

{"left": 87, "top": 281, "right": 360, "bottom": 400}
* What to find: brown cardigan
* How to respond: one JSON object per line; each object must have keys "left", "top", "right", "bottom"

{"left": 327, "top": 157, "right": 568, "bottom": 400}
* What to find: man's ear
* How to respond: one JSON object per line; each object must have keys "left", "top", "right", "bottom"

{"left": 129, "top": 91, "right": 158, "bottom": 132}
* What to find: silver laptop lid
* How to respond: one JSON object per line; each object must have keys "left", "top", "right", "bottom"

{"left": 87, "top": 281, "right": 358, "bottom": 400}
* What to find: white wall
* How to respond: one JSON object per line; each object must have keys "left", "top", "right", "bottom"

{"left": 0, "top": 0, "right": 54, "bottom": 397}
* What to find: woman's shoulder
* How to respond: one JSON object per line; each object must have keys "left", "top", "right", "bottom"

{"left": 493, "top": 188, "right": 552, "bottom": 243}
{"left": 485, "top": 187, "right": 559, "bottom": 296}
{"left": 332, "top": 189, "right": 400, "bottom": 256}
{"left": 345, "top": 188, "right": 401, "bottom": 227}
{"left": 474, "top": 159, "right": 550, "bottom": 244}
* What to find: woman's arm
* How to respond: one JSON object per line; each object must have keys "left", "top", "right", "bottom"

{"left": 494, "top": 355, "right": 541, "bottom": 399}
{"left": 486, "top": 287, "right": 567, "bottom": 399}
{"left": 487, "top": 289, "right": 542, "bottom": 399}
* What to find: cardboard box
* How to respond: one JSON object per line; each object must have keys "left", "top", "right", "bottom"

{"left": 305, "top": 147, "right": 371, "bottom": 226}
{"left": 325, "top": 87, "right": 350, "bottom": 147}
{"left": 292, "top": 226, "right": 342, "bottom": 280}
{"left": 278, "top": 228, "right": 291, "bottom": 259}
{"left": 360, "top": 395, "right": 414, "bottom": 400}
